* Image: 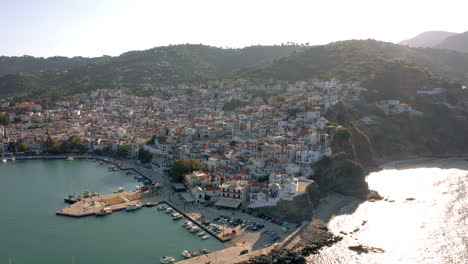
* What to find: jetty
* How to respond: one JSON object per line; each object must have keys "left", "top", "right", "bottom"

{"left": 56, "top": 189, "right": 152, "bottom": 217}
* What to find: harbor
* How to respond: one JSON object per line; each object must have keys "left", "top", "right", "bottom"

{"left": 2, "top": 156, "right": 303, "bottom": 263}
{"left": 1, "top": 159, "right": 224, "bottom": 264}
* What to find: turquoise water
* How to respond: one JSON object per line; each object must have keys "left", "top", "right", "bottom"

{"left": 0, "top": 160, "right": 223, "bottom": 264}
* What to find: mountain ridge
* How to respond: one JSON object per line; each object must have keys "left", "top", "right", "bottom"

{"left": 399, "top": 31, "right": 457, "bottom": 48}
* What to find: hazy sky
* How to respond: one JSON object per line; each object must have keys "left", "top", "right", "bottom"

{"left": 2, "top": 0, "right": 467, "bottom": 57}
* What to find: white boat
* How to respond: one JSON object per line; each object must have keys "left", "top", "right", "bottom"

{"left": 96, "top": 208, "right": 112, "bottom": 216}
{"left": 189, "top": 226, "right": 200, "bottom": 233}
{"left": 197, "top": 231, "right": 205, "bottom": 237}
{"left": 125, "top": 204, "right": 142, "bottom": 211}
{"left": 1, "top": 159, "right": 7, "bottom": 163}
{"left": 66, "top": 157, "right": 74, "bottom": 161}
{"left": 201, "top": 235, "right": 209, "bottom": 240}
{"left": 160, "top": 256, "right": 175, "bottom": 264}
{"left": 11, "top": 157, "right": 15, "bottom": 161}
{"left": 181, "top": 250, "right": 192, "bottom": 259}
{"left": 172, "top": 213, "right": 183, "bottom": 220}
{"left": 165, "top": 207, "right": 173, "bottom": 214}
{"left": 183, "top": 221, "right": 193, "bottom": 229}
{"left": 158, "top": 205, "right": 167, "bottom": 211}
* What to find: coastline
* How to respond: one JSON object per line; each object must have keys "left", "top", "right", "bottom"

{"left": 6, "top": 154, "right": 468, "bottom": 264}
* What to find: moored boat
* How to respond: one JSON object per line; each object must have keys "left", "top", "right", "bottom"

{"left": 181, "top": 250, "right": 192, "bottom": 259}
{"left": 199, "top": 249, "right": 210, "bottom": 254}
{"left": 66, "top": 157, "right": 74, "bottom": 161}
{"left": 1, "top": 159, "right": 7, "bottom": 163}
{"left": 183, "top": 221, "right": 193, "bottom": 229}
{"left": 201, "top": 235, "right": 209, "bottom": 240}
{"left": 172, "top": 213, "right": 183, "bottom": 220}
{"left": 165, "top": 207, "right": 173, "bottom": 214}
{"left": 96, "top": 208, "right": 112, "bottom": 216}
{"left": 197, "top": 231, "right": 205, "bottom": 237}
{"left": 189, "top": 226, "right": 200, "bottom": 233}
{"left": 125, "top": 203, "right": 142, "bottom": 211}
{"left": 64, "top": 194, "right": 79, "bottom": 204}
{"left": 160, "top": 256, "right": 175, "bottom": 264}
{"left": 158, "top": 205, "right": 167, "bottom": 211}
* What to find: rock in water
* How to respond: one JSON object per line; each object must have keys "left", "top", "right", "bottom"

{"left": 348, "top": 245, "right": 385, "bottom": 254}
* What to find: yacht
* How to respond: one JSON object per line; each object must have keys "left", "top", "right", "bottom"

{"left": 125, "top": 204, "right": 142, "bottom": 211}
{"left": 165, "top": 207, "right": 174, "bottom": 214}
{"left": 1, "top": 159, "right": 7, "bottom": 163}
{"left": 197, "top": 231, "right": 205, "bottom": 237}
{"left": 159, "top": 256, "right": 175, "bottom": 264}
{"left": 201, "top": 235, "right": 209, "bottom": 240}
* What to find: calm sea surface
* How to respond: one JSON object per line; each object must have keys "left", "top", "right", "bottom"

{"left": 0, "top": 159, "right": 223, "bottom": 264}
{"left": 308, "top": 158, "right": 468, "bottom": 264}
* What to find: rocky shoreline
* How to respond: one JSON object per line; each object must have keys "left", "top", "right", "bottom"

{"left": 237, "top": 220, "right": 343, "bottom": 264}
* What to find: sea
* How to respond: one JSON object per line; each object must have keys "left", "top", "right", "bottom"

{"left": 0, "top": 159, "right": 223, "bottom": 264}
{"left": 308, "top": 158, "right": 468, "bottom": 264}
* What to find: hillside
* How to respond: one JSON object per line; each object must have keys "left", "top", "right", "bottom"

{"left": 0, "top": 55, "right": 111, "bottom": 77}
{"left": 0, "top": 44, "right": 302, "bottom": 99}
{"left": 241, "top": 39, "right": 468, "bottom": 83}
{"left": 399, "top": 31, "right": 457, "bottom": 48}
{"left": 437, "top": 31, "right": 468, "bottom": 53}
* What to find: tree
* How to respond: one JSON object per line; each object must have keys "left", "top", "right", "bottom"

{"left": 61, "top": 135, "right": 84, "bottom": 153}
{"left": 138, "top": 148, "right": 152, "bottom": 164}
{"left": 43, "top": 137, "right": 61, "bottom": 153}
{"left": 16, "top": 138, "right": 29, "bottom": 152}
{"left": 115, "top": 145, "right": 129, "bottom": 158}
{"left": 0, "top": 112, "right": 10, "bottom": 126}
{"left": 157, "top": 134, "right": 167, "bottom": 144}
{"left": 169, "top": 159, "right": 204, "bottom": 182}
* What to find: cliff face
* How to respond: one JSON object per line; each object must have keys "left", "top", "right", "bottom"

{"left": 311, "top": 153, "right": 370, "bottom": 199}
{"left": 326, "top": 101, "right": 468, "bottom": 164}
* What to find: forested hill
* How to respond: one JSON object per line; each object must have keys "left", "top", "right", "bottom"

{"left": 0, "top": 44, "right": 303, "bottom": 99}
{"left": 240, "top": 39, "right": 468, "bottom": 84}
{"left": 0, "top": 55, "right": 112, "bottom": 77}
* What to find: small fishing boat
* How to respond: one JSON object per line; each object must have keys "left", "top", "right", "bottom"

{"left": 64, "top": 194, "right": 79, "bottom": 204}
{"left": 183, "top": 221, "right": 193, "bottom": 229}
{"left": 125, "top": 204, "right": 142, "bottom": 211}
{"left": 165, "top": 207, "right": 174, "bottom": 214}
{"left": 181, "top": 250, "right": 192, "bottom": 259}
{"left": 144, "top": 202, "right": 157, "bottom": 207}
{"left": 160, "top": 256, "right": 175, "bottom": 264}
{"left": 1, "top": 159, "right": 7, "bottom": 163}
{"left": 96, "top": 208, "right": 112, "bottom": 216}
{"left": 158, "top": 205, "right": 167, "bottom": 211}
{"left": 11, "top": 157, "right": 15, "bottom": 161}
{"left": 190, "top": 226, "right": 200, "bottom": 233}
{"left": 199, "top": 249, "right": 210, "bottom": 254}
{"left": 201, "top": 235, "right": 209, "bottom": 240}
{"left": 172, "top": 213, "right": 183, "bottom": 220}
{"left": 66, "top": 157, "right": 74, "bottom": 161}
{"left": 197, "top": 231, "right": 205, "bottom": 237}
{"left": 113, "top": 187, "right": 124, "bottom": 193}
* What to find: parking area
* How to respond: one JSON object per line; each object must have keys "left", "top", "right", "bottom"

{"left": 183, "top": 205, "right": 298, "bottom": 250}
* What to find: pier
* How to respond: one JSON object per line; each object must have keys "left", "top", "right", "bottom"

{"left": 56, "top": 190, "right": 152, "bottom": 217}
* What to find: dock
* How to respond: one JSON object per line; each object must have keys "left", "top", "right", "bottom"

{"left": 56, "top": 190, "right": 152, "bottom": 217}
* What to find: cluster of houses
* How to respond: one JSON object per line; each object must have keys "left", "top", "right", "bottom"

{"left": 1, "top": 78, "right": 367, "bottom": 208}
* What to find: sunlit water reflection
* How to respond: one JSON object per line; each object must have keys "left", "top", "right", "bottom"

{"left": 308, "top": 158, "right": 468, "bottom": 264}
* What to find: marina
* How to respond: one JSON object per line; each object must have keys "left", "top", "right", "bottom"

{"left": 0, "top": 159, "right": 223, "bottom": 264}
